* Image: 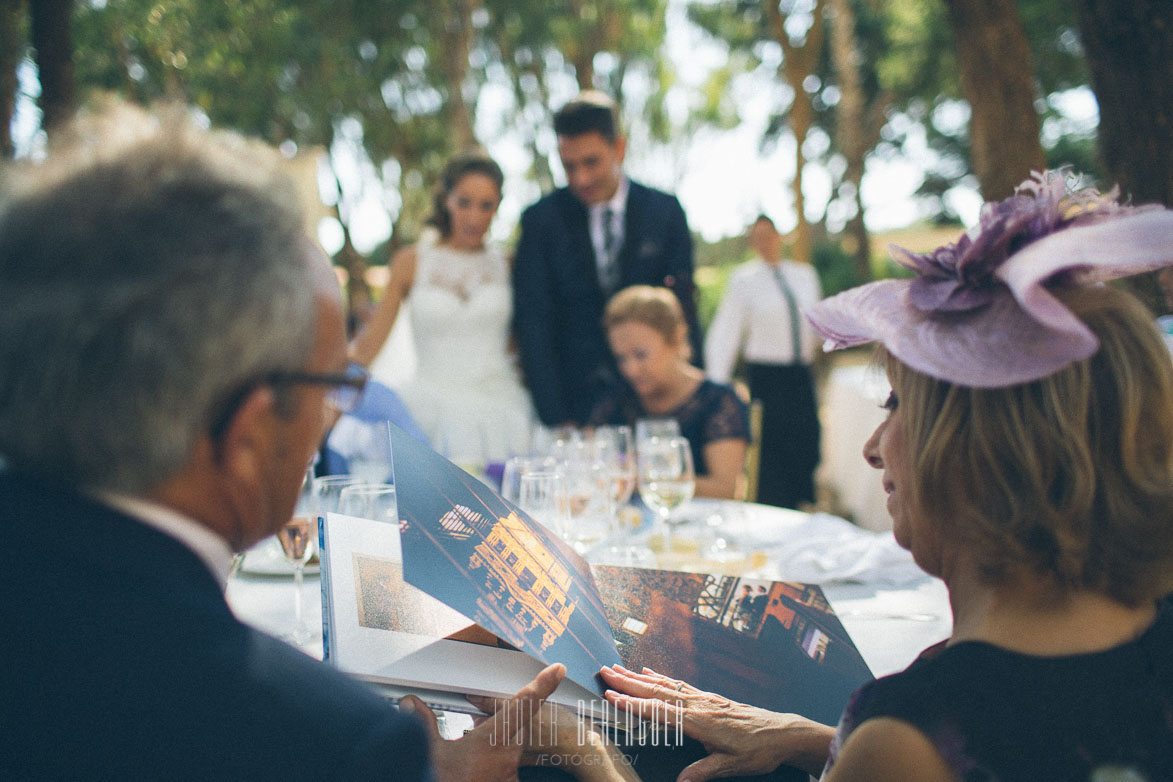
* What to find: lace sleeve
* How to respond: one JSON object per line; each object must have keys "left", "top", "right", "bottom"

{"left": 703, "top": 385, "right": 751, "bottom": 444}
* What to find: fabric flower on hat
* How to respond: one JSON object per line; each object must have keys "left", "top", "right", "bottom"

{"left": 806, "top": 170, "right": 1173, "bottom": 388}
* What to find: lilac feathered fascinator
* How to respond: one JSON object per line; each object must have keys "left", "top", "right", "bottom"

{"left": 806, "top": 170, "right": 1173, "bottom": 387}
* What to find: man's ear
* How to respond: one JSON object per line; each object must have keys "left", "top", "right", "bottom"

{"left": 214, "top": 386, "right": 277, "bottom": 488}
{"left": 613, "top": 134, "right": 627, "bottom": 164}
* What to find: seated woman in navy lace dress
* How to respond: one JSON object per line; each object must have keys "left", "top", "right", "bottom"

{"left": 536, "top": 173, "right": 1173, "bottom": 782}
{"left": 589, "top": 285, "right": 749, "bottom": 499}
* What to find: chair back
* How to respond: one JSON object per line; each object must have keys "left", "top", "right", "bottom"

{"left": 737, "top": 398, "right": 765, "bottom": 502}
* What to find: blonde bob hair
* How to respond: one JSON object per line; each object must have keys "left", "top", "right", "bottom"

{"left": 603, "top": 285, "right": 692, "bottom": 361}
{"left": 883, "top": 284, "right": 1173, "bottom": 605}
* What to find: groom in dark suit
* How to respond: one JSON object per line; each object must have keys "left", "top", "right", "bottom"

{"left": 513, "top": 91, "right": 702, "bottom": 426}
{"left": 0, "top": 106, "right": 562, "bottom": 781}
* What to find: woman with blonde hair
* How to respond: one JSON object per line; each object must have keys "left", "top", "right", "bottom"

{"left": 590, "top": 284, "right": 749, "bottom": 499}
{"left": 542, "top": 172, "right": 1173, "bottom": 781}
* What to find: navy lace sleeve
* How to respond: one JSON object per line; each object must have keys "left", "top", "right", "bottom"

{"left": 674, "top": 380, "right": 749, "bottom": 475}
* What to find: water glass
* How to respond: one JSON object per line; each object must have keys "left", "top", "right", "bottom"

{"left": 337, "top": 483, "right": 398, "bottom": 524}
{"left": 560, "top": 448, "right": 613, "bottom": 553}
{"left": 312, "top": 474, "right": 363, "bottom": 517}
{"left": 332, "top": 418, "right": 393, "bottom": 483}
{"left": 516, "top": 470, "right": 570, "bottom": 540}
{"left": 592, "top": 425, "right": 637, "bottom": 532}
{"left": 500, "top": 455, "right": 564, "bottom": 504}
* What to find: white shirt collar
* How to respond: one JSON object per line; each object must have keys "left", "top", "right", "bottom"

{"left": 96, "top": 491, "right": 236, "bottom": 588}
{"left": 603, "top": 177, "right": 629, "bottom": 215}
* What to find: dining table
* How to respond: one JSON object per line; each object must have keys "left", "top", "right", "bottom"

{"left": 228, "top": 496, "right": 951, "bottom": 743}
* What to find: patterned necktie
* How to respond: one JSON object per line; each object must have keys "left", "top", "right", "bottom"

{"left": 601, "top": 206, "right": 619, "bottom": 292}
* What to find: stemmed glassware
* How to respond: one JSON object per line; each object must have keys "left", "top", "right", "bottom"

{"left": 500, "top": 455, "right": 563, "bottom": 505}
{"left": 516, "top": 470, "right": 571, "bottom": 541}
{"left": 278, "top": 466, "right": 317, "bottom": 645}
{"left": 637, "top": 435, "right": 696, "bottom": 553}
{"left": 634, "top": 417, "right": 680, "bottom": 448}
{"left": 312, "top": 474, "right": 363, "bottom": 517}
{"left": 559, "top": 441, "right": 613, "bottom": 553}
{"left": 593, "top": 425, "right": 637, "bottom": 535}
{"left": 337, "top": 483, "right": 398, "bottom": 524}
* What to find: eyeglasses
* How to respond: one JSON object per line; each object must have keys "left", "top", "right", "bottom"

{"left": 209, "top": 362, "right": 370, "bottom": 438}
{"left": 264, "top": 362, "right": 370, "bottom": 414}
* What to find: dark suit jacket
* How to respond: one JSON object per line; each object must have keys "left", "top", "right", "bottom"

{"left": 0, "top": 473, "right": 431, "bottom": 780}
{"left": 512, "top": 181, "right": 701, "bottom": 426}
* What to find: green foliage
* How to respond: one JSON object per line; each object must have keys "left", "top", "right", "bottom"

{"left": 695, "top": 261, "right": 735, "bottom": 331}
{"left": 810, "top": 239, "right": 859, "bottom": 298}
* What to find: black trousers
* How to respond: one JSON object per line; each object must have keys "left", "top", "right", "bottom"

{"left": 747, "top": 363, "right": 821, "bottom": 510}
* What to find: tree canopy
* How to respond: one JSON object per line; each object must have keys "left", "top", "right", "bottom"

{"left": 4, "top": 0, "right": 1162, "bottom": 297}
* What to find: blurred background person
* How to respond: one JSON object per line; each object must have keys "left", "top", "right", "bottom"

{"left": 513, "top": 90, "right": 701, "bottom": 428}
{"left": 590, "top": 285, "right": 748, "bottom": 499}
{"left": 350, "top": 150, "right": 534, "bottom": 466}
{"left": 705, "top": 214, "right": 823, "bottom": 510}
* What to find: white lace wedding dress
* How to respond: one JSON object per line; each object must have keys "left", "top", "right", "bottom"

{"left": 395, "top": 232, "right": 535, "bottom": 463}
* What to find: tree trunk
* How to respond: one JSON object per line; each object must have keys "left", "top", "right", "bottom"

{"left": 828, "top": 0, "right": 887, "bottom": 282}
{"left": 29, "top": 0, "right": 75, "bottom": 135}
{"left": 0, "top": 0, "right": 22, "bottom": 158}
{"left": 1075, "top": 1, "right": 1173, "bottom": 207}
{"left": 765, "top": 0, "right": 826, "bottom": 265}
{"left": 1073, "top": 0, "right": 1173, "bottom": 311}
{"left": 941, "top": 0, "right": 1044, "bottom": 201}
{"left": 437, "top": 0, "right": 478, "bottom": 150}
{"left": 568, "top": 0, "right": 605, "bottom": 89}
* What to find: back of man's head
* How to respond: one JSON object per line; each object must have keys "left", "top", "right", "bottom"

{"left": 552, "top": 90, "right": 620, "bottom": 142}
{"left": 0, "top": 103, "right": 317, "bottom": 495}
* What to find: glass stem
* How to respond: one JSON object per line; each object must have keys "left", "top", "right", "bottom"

{"left": 293, "top": 564, "right": 304, "bottom": 634}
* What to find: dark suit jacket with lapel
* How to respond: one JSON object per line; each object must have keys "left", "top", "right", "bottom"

{"left": 0, "top": 473, "right": 432, "bottom": 781}
{"left": 512, "top": 180, "right": 702, "bottom": 426}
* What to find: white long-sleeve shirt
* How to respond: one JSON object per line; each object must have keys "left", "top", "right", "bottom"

{"left": 704, "top": 257, "right": 823, "bottom": 383}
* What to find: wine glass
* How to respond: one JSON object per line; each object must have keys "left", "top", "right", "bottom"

{"left": 634, "top": 417, "right": 680, "bottom": 449}
{"left": 276, "top": 514, "right": 315, "bottom": 646}
{"left": 593, "top": 425, "right": 637, "bottom": 535}
{"left": 559, "top": 442, "right": 613, "bottom": 553}
{"left": 336, "top": 419, "right": 393, "bottom": 483}
{"left": 637, "top": 436, "right": 695, "bottom": 553}
{"left": 312, "top": 474, "right": 362, "bottom": 517}
{"left": 337, "top": 483, "right": 398, "bottom": 525}
{"left": 500, "top": 455, "right": 563, "bottom": 504}
{"left": 516, "top": 470, "right": 571, "bottom": 541}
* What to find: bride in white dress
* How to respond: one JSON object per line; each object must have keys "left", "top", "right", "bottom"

{"left": 350, "top": 151, "right": 534, "bottom": 464}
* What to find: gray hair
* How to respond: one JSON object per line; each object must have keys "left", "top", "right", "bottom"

{"left": 0, "top": 104, "right": 318, "bottom": 493}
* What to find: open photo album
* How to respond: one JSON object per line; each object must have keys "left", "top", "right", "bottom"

{"left": 319, "top": 424, "right": 873, "bottom": 726}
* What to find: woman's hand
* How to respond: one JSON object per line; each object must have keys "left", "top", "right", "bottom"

{"left": 600, "top": 664, "right": 834, "bottom": 782}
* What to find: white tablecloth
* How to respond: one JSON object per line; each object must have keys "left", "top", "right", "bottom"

{"left": 228, "top": 500, "right": 950, "bottom": 681}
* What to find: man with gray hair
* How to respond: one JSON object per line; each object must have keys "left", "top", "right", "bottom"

{"left": 0, "top": 106, "right": 562, "bottom": 780}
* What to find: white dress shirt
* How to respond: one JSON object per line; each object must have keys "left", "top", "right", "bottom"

{"left": 97, "top": 491, "right": 237, "bottom": 588}
{"left": 704, "top": 256, "right": 823, "bottom": 383}
{"left": 589, "top": 178, "right": 629, "bottom": 283}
